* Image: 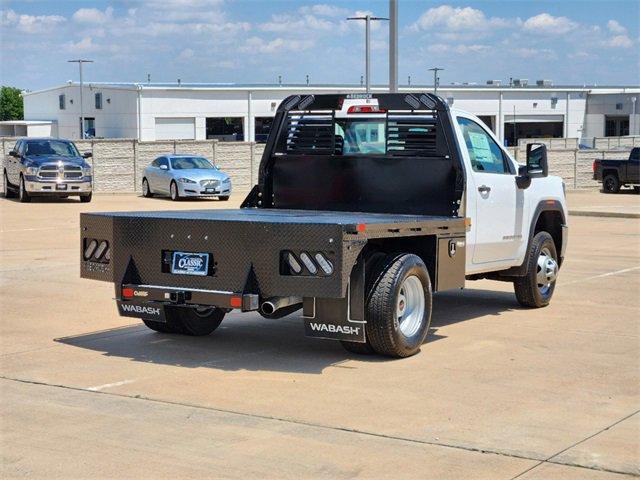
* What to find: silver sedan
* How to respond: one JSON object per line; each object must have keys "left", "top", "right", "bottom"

{"left": 142, "top": 154, "right": 232, "bottom": 201}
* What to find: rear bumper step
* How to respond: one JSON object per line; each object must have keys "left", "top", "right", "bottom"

{"left": 120, "top": 284, "right": 260, "bottom": 312}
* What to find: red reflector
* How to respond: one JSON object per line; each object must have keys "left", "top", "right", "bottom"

{"left": 230, "top": 296, "right": 242, "bottom": 308}
{"left": 347, "top": 105, "right": 386, "bottom": 114}
{"left": 356, "top": 223, "right": 367, "bottom": 232}
{"left": 122, "top": 288, "right": 134, "bottom": 298}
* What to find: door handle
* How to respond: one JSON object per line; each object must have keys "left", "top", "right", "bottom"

{"left": 478, "top": 185, "right": 491, "bottom": 193}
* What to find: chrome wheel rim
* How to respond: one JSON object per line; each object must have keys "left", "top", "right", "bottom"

{"left": 536, "top": 247, "right": 558, "bottom": 295}
{"left": 19, "top": 178, "right": 25, "bottom": 199}
{"left": 171, "top": 183, "right": 177, "bottom": 200}
{"left": 396, "top": 275, "right": 425, "bottom": 337}
{"left": 142, "top": 179, "right": 149, "bottom": 196}
{"left": 3, "top": 173, "right": 7, "bottom": 196}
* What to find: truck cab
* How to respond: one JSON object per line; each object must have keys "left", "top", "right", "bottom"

{"left": 80, "top": 93, "right": 567, "bottom": 358}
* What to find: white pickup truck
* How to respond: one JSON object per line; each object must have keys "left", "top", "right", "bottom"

{"left": 80, "top": 93, "right": 567, "bottom": 358}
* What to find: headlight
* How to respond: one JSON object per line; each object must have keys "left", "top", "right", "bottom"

{"left": 222, "top": 178, "right": 231, "bottom": 184}
{"left": 83, "top": 166, "right": 92, "bottom": 176}
{"left": 178, "top": 178, "right": 196, "bottom": 184}
{"left": 25, "top": 166, "right": 38, "bottom": 175}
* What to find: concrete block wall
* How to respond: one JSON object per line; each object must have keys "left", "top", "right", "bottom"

{"left": 0, "top": 137, "right": 635, "bottom": 193}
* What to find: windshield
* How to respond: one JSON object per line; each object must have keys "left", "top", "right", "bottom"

{"left": 170, "top": 157, "right": 215, "bottom": 170}
{"left": 24, "top": 140, "right": 80, "bottom": 157}
{"left": 335, "top": 119, "right": 386, "bottom": 155}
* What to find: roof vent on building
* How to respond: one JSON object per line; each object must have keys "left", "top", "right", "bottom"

{"left": 513, "top": 79, "right": 529, "bottom": 87}
{"left": 486, "top": 80, "right": 501, "bottom": 86}
{"left": 536, "top": 79, "right": 553, "bottom": 87}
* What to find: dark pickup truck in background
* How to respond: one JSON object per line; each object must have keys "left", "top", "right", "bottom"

{"left": 593, "top": 147, "right": 640, "bottom": 193}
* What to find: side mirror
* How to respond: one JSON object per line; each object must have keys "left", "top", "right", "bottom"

{"left": 159, "top": 164, "right": 168, "bottom": 170}
{"left": 9, "top": 150, "right": 18, "bottom": 157}
{"left": 82, "top": 151, "right": 92, "bottom": 158}
{"left": 526, "top": 143, "right": 549, "bottom": 178}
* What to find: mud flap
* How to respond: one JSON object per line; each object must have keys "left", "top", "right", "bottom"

{"left": 117, "top": 300, "right": 167, "bottom": 323}
{"left": 302, "top": 256, "right": 366, "bottom": 343}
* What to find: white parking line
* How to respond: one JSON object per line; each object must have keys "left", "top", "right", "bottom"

{"left": 86, "top": 380, "right": 135, "bottom": 391}
{"left": 563, "top": 266, "right": 640, "bottom": 286}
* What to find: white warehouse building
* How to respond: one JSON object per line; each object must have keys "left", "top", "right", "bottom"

{"left": 19, "top": 82, "right": 640, "bottom": 146}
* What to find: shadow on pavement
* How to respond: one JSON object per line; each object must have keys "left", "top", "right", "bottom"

{"left": 55, "top": 288, "right": 519, "bottom": 374}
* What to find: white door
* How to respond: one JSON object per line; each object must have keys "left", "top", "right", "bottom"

{"left": 154, "top": 117, "right": 195, "bottom": 140}
{"left": 456, "top": 116, "right": 521, "bottom": 264}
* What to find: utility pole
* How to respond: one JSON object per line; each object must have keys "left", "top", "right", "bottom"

{"left": 513, "top": 105, "right": 517, "bottom": 147}
{"left": 429, "top": 67, "right": 444, "bottom": 95}
{"left": 68, "top": 59, "right": 93, "bottom": 139}
{"left": 389, "top": 0, "right": 398, "bottom": 92}
{"left": 348, "top": 14, "right": 388, "bottom": 94}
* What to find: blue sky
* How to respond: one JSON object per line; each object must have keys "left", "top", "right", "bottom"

{"left": 1, "top": 0, "right": 638, "bottom": 90}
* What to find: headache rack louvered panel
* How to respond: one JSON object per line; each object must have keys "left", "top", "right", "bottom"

{"left": 283, "top": 113, "right": 335, "bottom": 154}
{"left": 387, "top": 115, "right": 438, "bottom": 156}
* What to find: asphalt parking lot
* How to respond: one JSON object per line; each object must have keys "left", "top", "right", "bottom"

{"left": 1, "top": 191, "right": 638, "bottom": 479}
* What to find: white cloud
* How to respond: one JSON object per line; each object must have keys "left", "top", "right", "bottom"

{"left": 240, "top": 36, "right": 313, "bottom": 54}
{"left": 178, "top": 48, "right": 195, "bottom": 60}
{"left": 602, "top": 34, "right": 633, "bottom": 48}
{"left": 411, "top": 5, "right": 509, "bottom": 32}
{"left": 65, "top": 37, "right": 99, "bottom": 53}
{"left": 299, "top": 4, "right": 349, "bottom": 17}
{"left": 260, "top": 13, "right": 333, "bottom": 32}
{"left": 606, "top": 20, "right": 626, "bottom": 34}
{"left": 523, "top": 13, "right": 577, "bottom": 35}
{"left": 425, "top": 43, "right": 491, "bottom": 55}
{"left": 1, "top": 9, "right": 66, "bottom": 33}
{"left": 72, "top": 7, "right": 113, "bottom": 25}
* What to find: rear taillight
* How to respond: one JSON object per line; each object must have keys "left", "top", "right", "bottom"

{"left": 592, "top": 161, "right": 597, "bottom": 172}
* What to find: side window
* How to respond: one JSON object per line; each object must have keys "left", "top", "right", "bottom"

{"left": 457, "top": 117, "right": 512, "bottom": 174}
{"left": 630, "top": 148, "right": 639, "bottom": 161}
{"left": 151, "top": 157, "right": 160, "bottom": 168}
{"left": 14, "top": 141, "right": 22, "bottom": 155}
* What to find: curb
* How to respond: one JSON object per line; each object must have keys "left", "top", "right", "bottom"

{"left": 569, "top": 210, "right": 640, "bottom": 219}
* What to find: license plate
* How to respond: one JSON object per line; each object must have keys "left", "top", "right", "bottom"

{"left": 171, "top": 251, "right": 209, "bottom": 276}
{"left": 205, "top": 188, "right": 216, "bottom": 193}
{"left": 56, "top": 184, "right": 68, "bottom": 190}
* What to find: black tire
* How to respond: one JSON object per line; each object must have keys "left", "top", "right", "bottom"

{"left": 3, "top": 171, "right": 15, "bottom": 198}
{"left": 514, "top": 231, "right": 558, "bottom": 308}
{"left": 143, "top": 319, "right": 179, "bottom": 333}
{"left": 18, "top": 176, "right": 31, "bottom": 203}
{"left": 218, "top": 195, "right": 230, "bottom": 201}
{"left": 80, "top": 193, "right": 92, "bottom": 203}
{"left": 364, "top": 253, "right": 432, "bottom": 358}
{"left": 142, "top": 178, "right": 153, "bottom": 198}
{"left": 634, "top": 186, "right": 640, "bottom": 194}
{"left": 174, "top": 306, "right": 225, "bottom": 336}
{"left": 170, "top": 181, "right": 180, "bottom": 201}
{"left": 603, "top": 174, "right": 620, "bottom": 193}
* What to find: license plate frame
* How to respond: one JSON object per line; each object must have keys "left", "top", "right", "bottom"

{"left": 56, "top": 184, "right": 68, "bottom": 191}
{"left": 171, "top": 251, "right": 210, "bottom": 276}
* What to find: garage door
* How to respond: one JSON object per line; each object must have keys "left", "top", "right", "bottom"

{"left": 154, "top": 117, "right": 195, "bottom": 140}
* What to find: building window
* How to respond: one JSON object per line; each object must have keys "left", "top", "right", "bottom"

{"left": 205, "top": 117, "right": 244, "bottom": 141}
{"left": 615, "top": 103, "right": 623, "bottom": 110}
{"left": 95, "top": 92, "right": 102, "bottom": 110}
{"left": 605, "top": 116, "right": 629, "bottom": 137}
{"left": 80, "top": 117, "right": 96, "bottom": 138}
{"left": 254, "top": 117, "right": 274, "bottom": 143}
{"left": 59, "top": 94, "right": 66, "bottom": 110}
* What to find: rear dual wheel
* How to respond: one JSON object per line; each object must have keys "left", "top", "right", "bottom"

{"left": 342, "top": 253, "right": 432, "bottom": 358}
{"left": 143, "top": 306, "right": 225, "bottom": 336}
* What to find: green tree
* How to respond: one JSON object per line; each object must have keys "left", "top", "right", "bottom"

{"left": 0, "top": 86, "right": 24, "bottom": 121}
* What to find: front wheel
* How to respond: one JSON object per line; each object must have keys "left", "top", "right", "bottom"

{"left": 170, "top": 181, "right": 180, "bottom": 201}
{"left": 603, "top": 174, "right": 620, "bottom": 193}
{"left": 3, "top": 171, "right": 15, "bottom": 198}
{"left": 514, "top": 231, "right": 558, "bottom": 308}
{"left": 18, "top": 176, "right": 31, "bottom": 203}
{"left": 364, "top": 253, "right": 432, "bottom": 358}
{"left": 218, "top": 195, "right": 230, "bottom": 201}
{"left": 80, "top": 193, "right": 92, "bottom": 203}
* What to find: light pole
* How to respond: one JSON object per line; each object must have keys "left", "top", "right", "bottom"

{"left": 429, "top": 67, "right": 444, "bottom": 95}
{"left": 68, "top": 59, "right": 93, "bottom": 139}
{"left": 389, "top": 0, "right": 398, "bottom": 92}
{"left": 347, "top": 14, "right": 388, "bottom": 94}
